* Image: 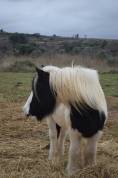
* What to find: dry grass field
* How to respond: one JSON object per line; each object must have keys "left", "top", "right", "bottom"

{"left": 1, "top": 54, "right": 118, "bottom": 73}
{"left": 0, "top": 72, "right": 118, "bottom": 178}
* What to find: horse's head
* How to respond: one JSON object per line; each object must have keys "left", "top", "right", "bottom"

{"left": 23, "top": 67, "right": 56, "bottom": 120}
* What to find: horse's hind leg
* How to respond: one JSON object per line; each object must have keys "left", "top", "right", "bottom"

{"left": 84, "top": 131, "right": 102, "bottom": 166}
{"left": 67, "top": 129, "right": 81, "bottom": 175}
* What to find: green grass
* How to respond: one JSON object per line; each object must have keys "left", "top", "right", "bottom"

{"left": 0, "top": 72, "right": 117, "bottom": 102}
{"left": 100, "top": 73, "right": 118, "bottom": 97}
{"left": 0, "top": 72, "right": 34, "bottom": 102}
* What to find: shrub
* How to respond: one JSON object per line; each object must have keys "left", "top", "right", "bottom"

{"left": 63, "top": 42, "right": 74, "bottom": 53}
{"left": 101, "top": 40, "right": 107, "bottom": 48}
{"left": 97, "top": 50, "right": 107, "bottom": 59}
{"left": 15, "top": 43, "right": 37, "bottom": 55}
{"left": 71, "top": 46, "right": 81, "bottom": 54}
{"left": 9, "top": 33, "right": 27, "bottom": 45}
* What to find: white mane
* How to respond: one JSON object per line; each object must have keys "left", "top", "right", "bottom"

{"left": 44, "top": 66, "right": 107, "bottom": 116}
{"left": 43, "top": 65, "right": 59, "bottom": 72}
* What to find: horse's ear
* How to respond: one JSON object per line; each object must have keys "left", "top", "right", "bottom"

{"left": 41, "top": 64, "right": 44, "bottom": 68}
{"left": 35, "top": 67, "right": 49, "bottom": 78}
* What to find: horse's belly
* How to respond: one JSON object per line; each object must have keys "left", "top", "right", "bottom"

{"left": 52, "top": 104, "right": 70, "bottom": 129}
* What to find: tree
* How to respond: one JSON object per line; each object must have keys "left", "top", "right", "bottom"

{"left": 0, "top": 29, "right": 4, "bottom": 33}
{"left": 75, "top": 34, "right": 79, "bottom": 39}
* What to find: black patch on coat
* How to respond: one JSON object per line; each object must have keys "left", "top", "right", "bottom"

{"left": 56, "top": 124, "right": 61, "bottom": 138}
{"left": 70, "top": 104, "right": 106, "bottom": 138}
{"left": 29, "top": 69, "right": 56, "bottom": 120}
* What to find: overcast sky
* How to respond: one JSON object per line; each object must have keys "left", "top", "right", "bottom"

{"left": 0, "top": 0, "right": 118, "bottom": 39}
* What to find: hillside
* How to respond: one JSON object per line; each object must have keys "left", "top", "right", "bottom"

{"left": 0, "top": 31, "right": 118, "bottom": 64}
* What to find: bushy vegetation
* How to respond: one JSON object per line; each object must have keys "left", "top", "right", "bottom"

{"left": 9, "top": 33, "right": 37, "bottom": 55}
{"left": 0, "top": 32, "right": 118, "bottom": 65}
{"left": 9, "top": 33, "right": 28, "bottom": 45}
{"left": 15, "top": 43, "right": 38, "bottom": 55}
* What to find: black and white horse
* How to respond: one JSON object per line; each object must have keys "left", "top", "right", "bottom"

{"left": 23, "top": 65, "right": 107, "bottom": 175}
